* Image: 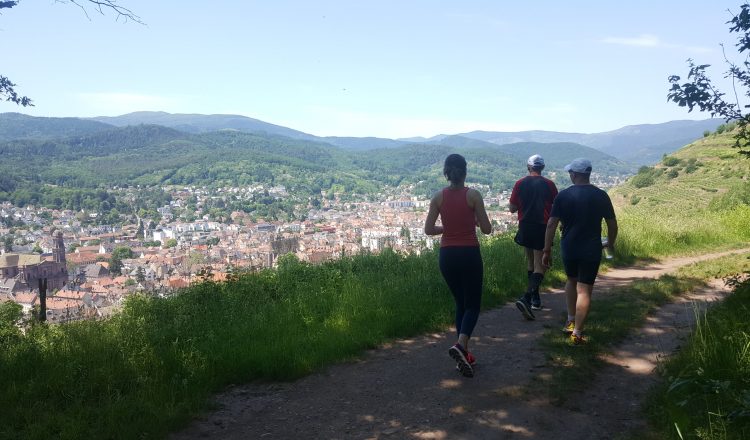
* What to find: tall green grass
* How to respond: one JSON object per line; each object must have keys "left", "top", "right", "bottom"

{"left": 644, "top": 278, "right": 750, "bottom": 440}
{"left": 615, "top": 205, "right": 750, "bottom": 262}
{"left": 0, "top": 234, "right": 562, "bottom": 439}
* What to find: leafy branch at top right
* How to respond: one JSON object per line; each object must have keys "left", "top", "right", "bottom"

{"left": 668, "top": 3, "right": 750, "bottom": 157}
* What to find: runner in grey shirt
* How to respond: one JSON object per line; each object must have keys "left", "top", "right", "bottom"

{"left": 542, "top": 158, "right": 618, "bottom": 345}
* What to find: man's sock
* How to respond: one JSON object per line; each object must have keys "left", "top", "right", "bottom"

{"left": 520, "top": 270, "right": 534, "bottom": 303}
{"left": 567, "top": 315, "right": 575, "bottom": 322}
{"left": 530, "top": 272, "right": 544, "bottom": 303}
{"left": 530, "top": 272, "right": 544, "bottom": 290}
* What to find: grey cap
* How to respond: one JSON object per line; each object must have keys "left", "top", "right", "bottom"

{"left": 564, "top": 158, "right": 592, "bottom": 174}
{"left": 527, "top": 154, "right": 545, "bottom": 167}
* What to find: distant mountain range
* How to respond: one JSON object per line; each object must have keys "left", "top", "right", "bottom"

{"left": 1, "top": 111, "right": 723, "bottom": 166}
{"left": 0, "top": 112, "right": 111, "bottom": 141}
{"left": 454, "top": 119, "right": 724, "bottom": 164}
{"left": 6, "top": 110, "right": 729, "bottom": 217}
{"left": 91, "top": 111, "right": 318, "bottom": 141}
{"left": 95, "top": 111, "right": 723, "bottom": 165}
{"left": 0, "top": 112, "right": 636, "bottom": 214}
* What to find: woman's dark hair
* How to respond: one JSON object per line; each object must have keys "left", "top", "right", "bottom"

{"left": 443, "top": 153, "right": 467, "bottom": 185}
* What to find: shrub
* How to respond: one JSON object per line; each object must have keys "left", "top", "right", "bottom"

{"left": 0, "top": 302, "right": 22, "bottom": 346}
{"left": 663, "top": 155, "right": 681, "bottom": 167}
{"left": 631, "top": 167, "right": 657, "bottom": 188}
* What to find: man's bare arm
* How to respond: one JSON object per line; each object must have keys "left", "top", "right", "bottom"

{"left": 542, "top": 217, "right": 559, "bottom": 267}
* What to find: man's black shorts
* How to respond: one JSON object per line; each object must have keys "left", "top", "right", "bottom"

{"left": 514, "top": 221, "right": 546, "bottom": 251}
{"left": 562, "top": 258, "right": 601, "bottom": 285}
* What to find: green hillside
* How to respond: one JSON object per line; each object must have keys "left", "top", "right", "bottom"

{"left": 91, "top": 111, "right": 317, "bottom": 140}
{"left": 0, "top": 123, "right": 630, "bottom": 215}
{"left": 0, "top": 112, "right": 113, "bottom": 141}
{"left": 610, "top": 131, "right": 750, "bottom": 258}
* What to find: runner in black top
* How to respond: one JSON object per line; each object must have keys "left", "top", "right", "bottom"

{"left": 509, "top": 154, "right": 558, "bottom": 319}
{"left": 542, "top": 158, "right": 618, "bottom": 345}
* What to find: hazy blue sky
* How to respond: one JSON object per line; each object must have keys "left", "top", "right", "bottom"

{"left": 0, "top": 1, "right": 745, "bottom": 138}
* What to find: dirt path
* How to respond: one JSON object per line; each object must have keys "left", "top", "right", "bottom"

{"left": 170, "top": 248, "right": 749, "bottom": 440}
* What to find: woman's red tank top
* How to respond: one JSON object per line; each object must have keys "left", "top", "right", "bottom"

{"left": 440, "top": 187, "right": 479, "bottom": 247}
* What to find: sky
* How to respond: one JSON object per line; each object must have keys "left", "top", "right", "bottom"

{"left": 0, "top": 1, "right": 746, "bottom": 138}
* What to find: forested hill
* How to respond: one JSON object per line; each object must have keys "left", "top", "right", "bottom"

{"left": 0, "top": 112, "right": 113, "bottom": 141}
{"left": 3, "top": 112, "right": 721, "bottom": 165}
{"left": 0, "top": 119, "right": 631, "bottom": 212}
{"left": 84, "top": 111, "right": 720, "bottom": 163}
{"left": 431, "top": 136, "right": 627, "bottom": 176}
{"left": 91, "top": 111, "right": 318, "bottom": 141}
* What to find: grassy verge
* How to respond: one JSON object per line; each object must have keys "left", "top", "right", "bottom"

{"left": 533, "top": 253, "right": 750, "bottom": 406}
{"left": 642, "top": 259, "right": 750, "bottom": 440}
{"left": 614, "top": 205, "right": 750, "bottom": 264}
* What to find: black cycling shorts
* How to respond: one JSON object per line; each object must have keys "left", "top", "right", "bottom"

{"left": 562, "top": 258, "right": 601, "bottom": 285}
{"left": 514, "top": 221, "right": 546, "bottom": 251}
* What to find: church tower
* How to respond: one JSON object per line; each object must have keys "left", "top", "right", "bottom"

{"left": 53, "top": 230, "right": 66, "bottom": 265}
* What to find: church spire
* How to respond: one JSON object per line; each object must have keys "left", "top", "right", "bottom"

{"left": 53, "top": 230, "right": 66, "bottom": 264}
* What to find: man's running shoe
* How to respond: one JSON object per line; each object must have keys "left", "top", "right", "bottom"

{"left": 569, "top": 333, "right": 586, "bottom": 346}
{"left": 515, "top": 299, "right": 536, "bottom": 320}
{"left": 562, "top": 320, "right": 575, "bottom": 334}
{"left": 449, "top": 344, "right": 474, "bottom": 378}
{"left": 531, "top": 303, "right": 543, "bottom": 311}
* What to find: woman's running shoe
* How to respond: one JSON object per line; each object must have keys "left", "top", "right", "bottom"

{"left": 455, "top": 351, "right": 477, "bottom": 372}
{"left": 448, "top": 344, "right": 474, "bottom": 378}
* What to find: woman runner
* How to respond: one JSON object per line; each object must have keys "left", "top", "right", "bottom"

{"left": 424, "top": 154, "right": 492, "bottom": 377}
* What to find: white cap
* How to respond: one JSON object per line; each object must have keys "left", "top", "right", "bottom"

{"left": 527, "top": 154, "right": 545, "bottom": 167}
{"left": 564, "top": 158, "right": 593, "bottom": 174}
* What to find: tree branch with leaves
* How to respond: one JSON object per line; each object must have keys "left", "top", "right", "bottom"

{"left": 0, "top": 0, "right": 141, "bottom": 107}
{"left": 667, "top": 3, "right": 750, "bottom": 157}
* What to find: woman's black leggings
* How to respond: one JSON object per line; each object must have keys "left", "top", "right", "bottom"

{"left": 439, "top": 246, "right": 483, "bottom": 338}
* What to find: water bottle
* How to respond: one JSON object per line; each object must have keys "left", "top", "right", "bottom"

{"left": 601, "top": 237, "right": 613, "bottom": 260}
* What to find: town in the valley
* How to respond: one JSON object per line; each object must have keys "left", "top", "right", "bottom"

{"left": 0, "top": 173, "right": 623, "bottom": 323}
